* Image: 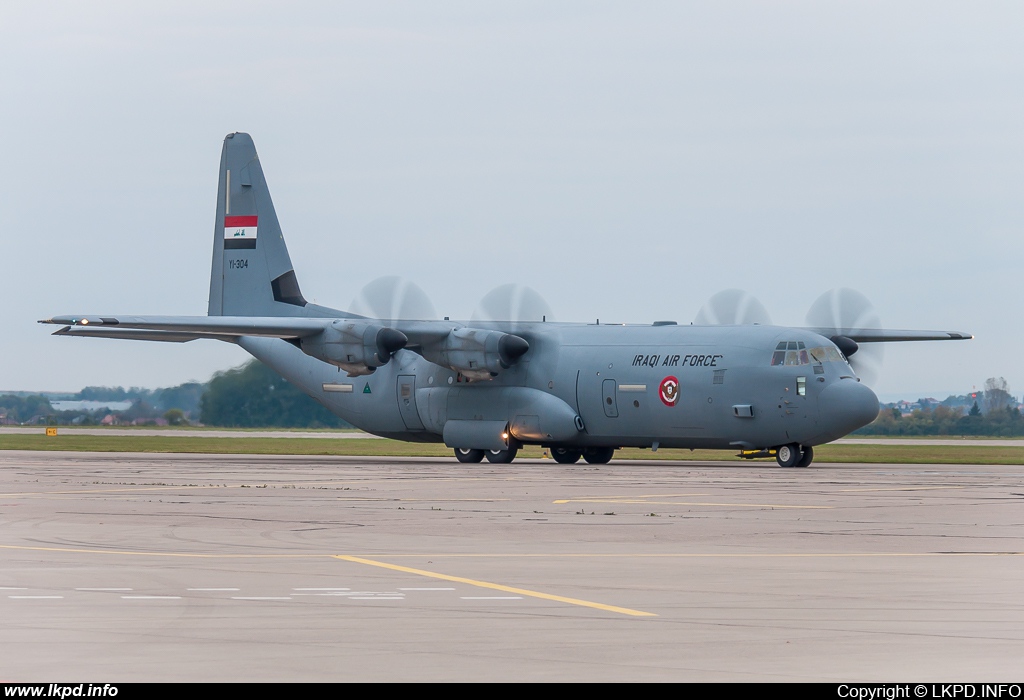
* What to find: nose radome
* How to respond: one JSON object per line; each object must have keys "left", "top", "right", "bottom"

{"left": 819, "top": 379, "right": 879, "bottom": 435}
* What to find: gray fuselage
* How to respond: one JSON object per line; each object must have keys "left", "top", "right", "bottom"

{"left": 240, "top": 321, "right": 879, "bottom": 452}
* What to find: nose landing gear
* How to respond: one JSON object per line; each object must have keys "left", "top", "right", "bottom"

{"left": 776, "top": 443, "right": 813, "bottom": 468}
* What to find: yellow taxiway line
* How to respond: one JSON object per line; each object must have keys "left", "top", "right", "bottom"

{"left": 333, "top": 554, "right": 657, "bottom": 618}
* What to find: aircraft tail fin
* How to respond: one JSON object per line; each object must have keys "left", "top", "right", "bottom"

{"left": 208, "top": 132, "right": 307, "bottom": 317}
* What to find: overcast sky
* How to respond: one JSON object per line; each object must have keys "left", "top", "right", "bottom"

{"left": 2, "top": 1, "right": 1020, "bottom": 400}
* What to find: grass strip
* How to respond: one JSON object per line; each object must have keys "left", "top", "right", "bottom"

{"left": 1, "top": 435, "right": 1022, "bottom": 464}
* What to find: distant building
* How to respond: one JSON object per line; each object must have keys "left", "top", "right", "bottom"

{"left": 51, "top": 400, "right": 133, "bottom": 412}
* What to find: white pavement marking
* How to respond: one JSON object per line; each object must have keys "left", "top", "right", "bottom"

{"left": 292, "top": 587, "right": 350, "bottom": 591}
{"left": 187, "top": 588, "right": 240, "bottom": 591}
{"left": 230, "top": 596, "right": 292, "bottom": 601}
{"left": 461, "top": 596, "right": 523, "bottom": 600}
{"left": 9, "top": 595, "right": 64, "bottom": 599}
{"left": 349, "top": 596, "right": 405, "bottom": 600}
{"left": 121, "top": 595, "right": 181, "bottom": 600}
{"left": 0, "top": 587, "right": 28, "bottom": 590}
{"left": 76, "top": 587, "right": 133, "bottom": 591}
{"left": 348, "top": 589, "right": 403, "bottom": 597}
{"left": 398, "top": 587, "right": 456, "bottom": 591}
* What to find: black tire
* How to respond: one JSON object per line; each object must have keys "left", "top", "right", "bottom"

{"left": 583, "top": 447, "right": 615, "bottom": 465}
{"left": 795, "top": 445, "right": 814, "bottom": 468}
{"left": 551, "top": 448, "right": 582, "bottom": 464}
{"left": 454, "top": 448, "right": 485, "bottom": 463}
{"left": 776, "top": 443, "right": 800, "bottom": 468}
{"left": 485, "top": 447, "right": 518, "bottom": 464}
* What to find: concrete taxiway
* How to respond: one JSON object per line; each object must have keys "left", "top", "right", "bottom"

{"left": 0, "top": 450, "right": 1022, "bottom": 681}
{"left": 8, "top": 427, "right": 1024, "bottom": 446}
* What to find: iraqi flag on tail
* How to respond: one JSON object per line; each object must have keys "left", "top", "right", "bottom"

{"left": 224, "top": 215, "right": 257, "bottom": 249}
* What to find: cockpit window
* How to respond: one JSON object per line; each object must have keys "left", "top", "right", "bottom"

{"left": 772, "top": 343, "right": 847, "bottom": 366}
{"left": 810, "top": 346, "right": 846, "bottom": 363}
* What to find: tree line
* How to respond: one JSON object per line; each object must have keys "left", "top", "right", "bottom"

{"left": 857, "top": 403, "right": 1024, "bottom": 437}
{"left": 1, "top": 360, "right": 348, "bottom": 429}
{"left": 857, "top": 377, "right": 1024, "bottom": 436}
{"left": 198, "top": 361, "right": 348, "bottom": 428}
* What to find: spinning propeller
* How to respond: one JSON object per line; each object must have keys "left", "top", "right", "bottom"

{"left": 350, "top": 276, "right": 437, "bottom": 321}
{"left": 472, "top": 284, "right": 553, "bottom": 325}
{"left": 695, "top": 287, "right": 885, "bottom": 386}
{"left": 805, "top": 288, "right": 884, "bottom": 387}
{"left": 694, "top": 289, "right": 772, "bottom": 326}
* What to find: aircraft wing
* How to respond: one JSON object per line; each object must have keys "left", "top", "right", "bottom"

{"left": 39, "top": 315, "right": 332, "bottom": 339}
{"left": 41, "top": 314, "right": 530, "bottom": 380}
{"left": 805, "top": 328, "right": 972, "bottom": 343}
{"left": 51, "top": 326, "right": 213, "bottom": 343}
{"left": 39, "top": 315, "right": 463, "bottom": 342}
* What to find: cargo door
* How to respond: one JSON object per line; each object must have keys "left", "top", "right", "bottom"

{"left": 397, "top": 374, "right": 425, "bottom": 430}
{"left": 602, "top": 379, "right": 619, "bottom": 418}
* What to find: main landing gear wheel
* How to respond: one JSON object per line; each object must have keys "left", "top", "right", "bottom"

{"left": 551, "top": 448, "right": 582, "bottom": 464}
{"left": 795, "top": 445, "right": 814, "bottom": 468}
{"left": 775, "top": 443, "right": 801, "bottom": 468}
{"left": 454, "top": 448, "right": 485, "bottom": 463}
{"left": 485, "top": 446, "right": 519, "bottom": 464}
{"left": 583, "top": 447, "right": 615, "bottom": 465}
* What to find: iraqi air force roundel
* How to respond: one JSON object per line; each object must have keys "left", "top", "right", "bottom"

{"left": 659, "top": 376, "right": 680, "bottom": 407}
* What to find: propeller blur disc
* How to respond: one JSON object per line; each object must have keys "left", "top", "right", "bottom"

{"left": 471, "top": 284, "right": 553, "bottom": 324}
{"left": 805, "top": 288, "right": 884, "bottom": 386}
{"left": 695, "top": 289, "right": 772, "bottom": 326}
{"left": 350, "top": 276, "right": 437, "bottom": 321}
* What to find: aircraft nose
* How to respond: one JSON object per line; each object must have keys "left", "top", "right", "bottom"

{"left": 818, "top": 379, "right": 879, "bottom": 435}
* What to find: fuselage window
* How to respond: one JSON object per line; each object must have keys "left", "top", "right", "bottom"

{"left": 796, "top": 376, "right": 807, "bottom": 396}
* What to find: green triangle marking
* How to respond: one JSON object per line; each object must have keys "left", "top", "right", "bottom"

{"left": 363, "top": 383, "right": 372, "bottom": 394}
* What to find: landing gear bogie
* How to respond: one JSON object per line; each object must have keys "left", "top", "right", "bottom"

{"left": 454, "top": 448, "right": 485, "bottom": 463}
{"left": 582, "top": 447, "right": 615, "bottom": 465}
{"left": 551, "top": 448, "right": 582, "bottom": 464}
{"left": 485, "top": 446, "right": 519, "bottom": 464}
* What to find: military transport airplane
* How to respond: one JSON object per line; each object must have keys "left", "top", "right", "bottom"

{"left": 40, "top": 133, "right": 971, "bottom": 468}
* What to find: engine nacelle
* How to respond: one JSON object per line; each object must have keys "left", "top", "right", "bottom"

{"left": 830, "top": 335, "right": 859, "bottom": 358}
{"left": 418, "top": 327, "right": 529, "bottom": 381}
{"left": 300, "top": 320, "right": 408, "bottom": 376}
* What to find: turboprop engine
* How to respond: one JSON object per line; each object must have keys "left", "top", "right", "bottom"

{"left": 417, "top": 327, "right": 530, "bottom": 381}
{"left": 300, "top": 320, "right": 408, "bottom": 376}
